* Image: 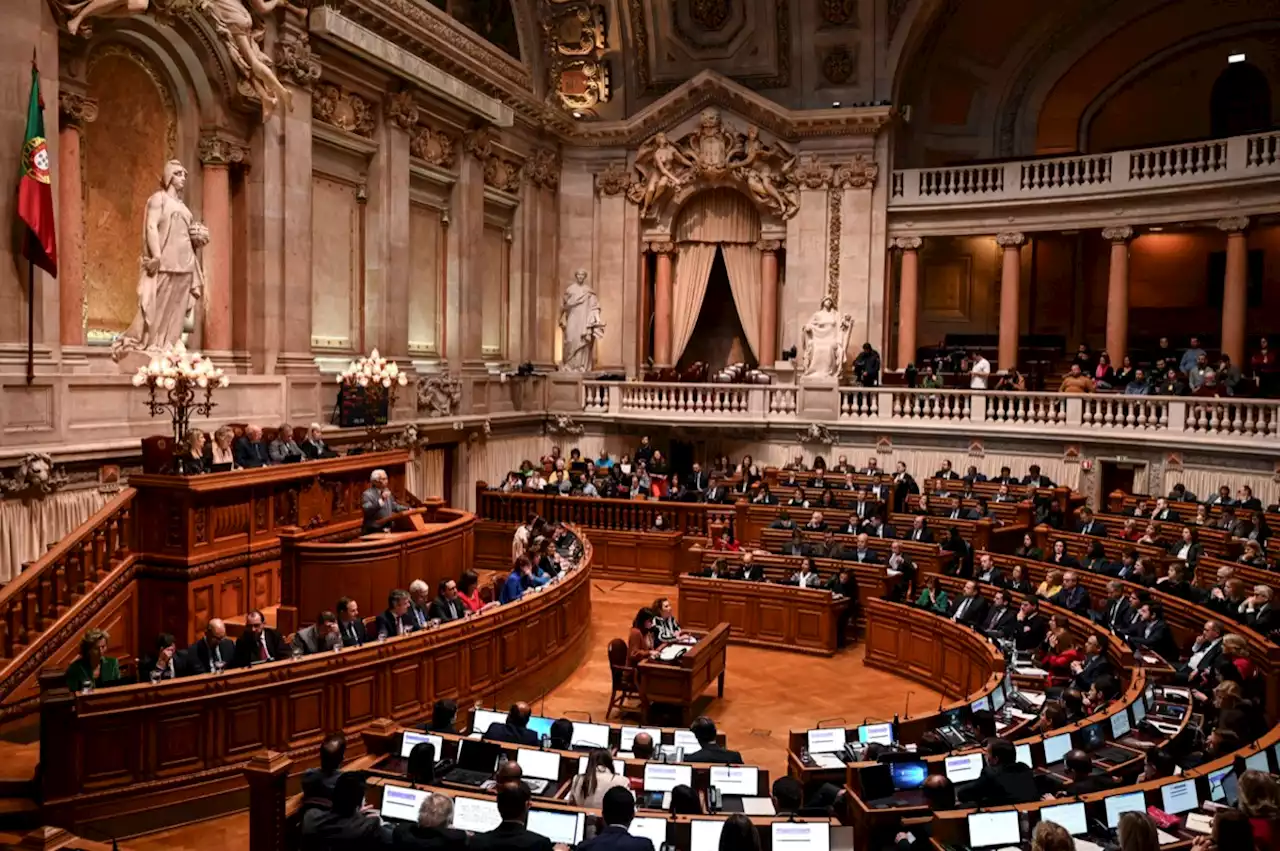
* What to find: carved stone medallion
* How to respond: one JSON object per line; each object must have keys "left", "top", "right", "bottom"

{"left": 689, "top": 0, "right": 732, "bottom": 30}
{"left": 821, "top": 45, "right": 856, "bottom": 85}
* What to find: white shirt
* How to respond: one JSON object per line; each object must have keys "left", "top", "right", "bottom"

{"left": 1188, "top": 638, "right": 1220, "bottom": 670}
{"left": 970, "top": 357, "right": 991, "bottom": 389}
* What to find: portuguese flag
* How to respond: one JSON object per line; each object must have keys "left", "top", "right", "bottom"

{"left": 18, "top": 56, "right": 57, "bottom": 278}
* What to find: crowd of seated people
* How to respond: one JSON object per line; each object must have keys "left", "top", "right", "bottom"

{"left": 1118, "top": 483, "right": 1274, "bottom": 550}
{"left": 177, "top": 421, "right": 340, "bottom": 475}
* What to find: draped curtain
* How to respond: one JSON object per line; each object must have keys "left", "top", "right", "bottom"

{"left": 673, "top": 188, "right": 760, "bottom": 244}
{"left": 671, "top": 243, "right": 719, "bottom": 364}
{"left": 1, "top": 489, "right": 111, "bottom": 582}
{"left": 720, "top": 244, "right": 762, "bottom": 360}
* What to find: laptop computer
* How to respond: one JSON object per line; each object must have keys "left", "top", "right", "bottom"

{"left": 442, "top": 739, "right": 502, "bottom": 786}
{"left": 514, "top": 748, "right": 562, "bottom": 795}
{"left": 709, "top": 765, "right": 759, "bottom": 811}
{"left": 526, "top": 809, "right": 585, "bottom": 845}
{"left": 966, "top": 810, "right": 1021, "bottom": 850}
{"left": 450, "top": 794, "right": 503, "bottom": 833}
{"left": 639, "top": 763, "right": 692, "bottom": 809}
{"left": 1040, "top": 802, "right": 1088, "bottom": 837}
{"left": 379, "top": 785, "right": 431, "bottom": 824}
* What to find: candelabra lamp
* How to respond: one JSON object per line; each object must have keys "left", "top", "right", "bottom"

{"left": 338, "top": 349, "right": 409, "bottom": 449}
{"left": 130, "top": 342, "right": 229, "bottom": 445}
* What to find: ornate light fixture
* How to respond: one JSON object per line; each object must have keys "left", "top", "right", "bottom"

{"left": 338, "top": 349, "right": 409, "bottom": 447}
{"left": 130, "top": 342, "right": 228, "bottom": 444}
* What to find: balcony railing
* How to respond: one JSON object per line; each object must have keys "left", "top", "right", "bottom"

{"left": 889, "top": 131, "right": 1280, "bottom": 208}
{"left": 579, "top": 382, "right": 1280, "bottom": 449}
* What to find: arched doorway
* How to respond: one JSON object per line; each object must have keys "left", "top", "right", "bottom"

{"left": 1210, "top": 62, "right": 1271, "bottom": 137}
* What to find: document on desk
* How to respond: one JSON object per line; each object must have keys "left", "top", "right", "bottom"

{"left": 1184, "top": 813, "right": 1213, "bottom": 834}
{"left": 659, "top": 644, "right": 688, "bottom": 662}
{"left": 741, "top": 797, "right": 777, "bottom": 816}
{"left": 1008, "top": 709, "right": 1037, "bottom": 720}
{"left": 810, "top": 753, "right": 845, "bottom": 769}
{"left": 1013, "top": 665, "right": 1050, "bottom": 677}
{"left": 1156, "top": 829, "right": 1178, "bottom": 845}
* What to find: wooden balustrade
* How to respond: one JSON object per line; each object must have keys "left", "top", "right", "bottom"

{"left": 475, "top": 484, "right": 714, "bottom": 537}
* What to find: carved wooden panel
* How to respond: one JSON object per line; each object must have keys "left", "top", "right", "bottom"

{"left": 342, "top": 674, "right": 376, "bottom": 728}
{"left": 679, "top": 589, "right": 713, "bottom": 629}
{"left": 469, "top": 635, "right": 495, "bottom": 693}
{"left": 80, "top": 719, "right": 141, "bottom": 790}
{"left": 223, "top": 700, "right": 268, "bottom": 757}
{"left": 939, "top": 643, "right": 964, "bottom": 695}
{"left": 217, "top": 569, "right": 247, "bottom": 621}
{"left": 755, "top": 600, "right": 789, "bottom": 641}
{"left": 250, "top": 563, "right": 275, "bottom": 612}
{"left": 389, "top": 661, "right": 424, "bottom": 719}
{"left": 433, "top": 649, "right": 461, "bottom": 697}
{"left": 523, "top": 616, "right": 543, "bottom": 665}
{"left": 149, "top": 710, "right": 205, "bottom": 777}
{"left": 922, "top": 256, "right": 973, "bottom": 321}
{"left": 284, "top": 687, "right": 326, "bottom": 746}
{"left": 794, "top": 607, "right": 824, "bottom": 647}
{"left": 498, "top": 628, "right": 520, "bottom": 678}
{"left": 719, "top": 597, "right": 748, "bottom": 631}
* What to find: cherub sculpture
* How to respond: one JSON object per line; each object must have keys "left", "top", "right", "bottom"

{"left": 628, "top": 132, "right": 694, "bottom": 219}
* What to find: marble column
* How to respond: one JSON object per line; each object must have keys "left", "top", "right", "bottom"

{"left": 652, "top": 241, "right": 674, "bottom": 368}
{"left": 56, "top": 91, "right": 96, "bottom": 348}
{"left": 757, "top": 239, "right": 781, "bottom": 367}
{"left": 996, "top": 232, "right": 1025, "bottom": 371}
{"left": 198, "top": 136, "right": 245, "bottom": 354}
{"left": 892, "top": 236, "right": 922, "bottom": 370}
{"left": 1102, "top": 226, "right": 1134, "bottom": 361}
{"left": 1218, "top": 216, "right": 1250, "bottom": 365}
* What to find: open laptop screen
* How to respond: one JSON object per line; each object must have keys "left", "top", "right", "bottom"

{"left": 379, "top": 786, "right": 429, "bottom": 823}
{"left": 515, "top": 748, "right": 562, "bottom": 781}
{"left": 526, "top": 810, "right": 584, "bottom": 845}
{"left": 643, "top": 763, "right": 692, "bottom": 792}
{"left": 1160, "top": 779, "right": 1197, "bottom": 815}
{"left": 571, "top": 722, "right": 611, "bottom": 749}
{"left": 1040, "top": 802, "right": 1087, "bottom": 836}
{"left": 710, "top": 766, "right": 759, "bottom": 796}
{"left": 806, "top": 728, "right": 847, "bottom": 754}
{"left": 400, "top": 731, "right": 443, "bottom": 759}
{"left": 630, "top": 816, "right": 668, "bottom": 847}
{"left": 451, "top": 795, "right": 502, "bottom": 833}
{"left": 944, "top": 753, "right": 983, "bottom": 784}
{"left": 471, "top": 708, "right": 505, "bottom": 735}
{"left": 771, "top": 821, "right": 830, "bottom": 851}
{"left": 968, "top": 811, "right": 1020, "bottom": 848}
{"left": 1104, "top": 791, "right": 1147, "bottom": 829}
{"left": 689, "top": 818, "right": 725, "bottom": 851}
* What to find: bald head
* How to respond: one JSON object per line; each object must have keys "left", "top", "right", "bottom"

{"left": 495, "top": 760, "right": 524, "bottom": 784}
{"left": 507, "top": 702, "right": 532, "bottom": 728}
{"left": 204, "top": 618, "right": 226, "bottom": 644}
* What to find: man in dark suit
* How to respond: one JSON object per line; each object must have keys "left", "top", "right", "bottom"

{"left": 139, "top": 633, "right": 194, "bottom": 681}
{"left": 1050, "top": 572, "right": 1091, "bottom": 615}
{"left": 578, "top": 786, "right": 655, "bottom": 851}
{"left": 1061, "top": 750, "right": 1113, "bottom": 796}
{"left": 1152, "top": 497, "right": 1180, "bottom": 522}
{"left": 687, "top": 463, "right": 707, "bottom": 493}
{"left": 301, "top": 733, "right": 346, "bottom": 805}
{"left": 1076, "top": 508, "right": 1107, "bottom": 537}
{"left": 376, "top": 589, "right": 417, "bottom": 639}
{"left": 992, "top": 467, "right": 1017, "bottom": 485}
{"left": 188, "top": 617, "right": 236, "bottom": 673}
{"left": 703, "top": 476, "right": 728, "bottom": 505}
{"left": 1013, "top": 597, "right": 1048, "bottom": 651}
{"left": 850, "top": 493, "right": 875, "bottom": 522}
{"left": 1176, "top": 620, "right": 1223, "bottom": 684}
{"left": 1021, "top": 465, "right": 1055, "bottom": 489}
{"left": 837, "top": 514, "right": 861, "bottom": 535}
{"left": 300, "top": 772, "right": 390, "bottom": 847}
{"left": 934, "top": 461, "right": 959, "bottom": 480}
{"left": 471, "top": 782, "right": 553, "bottom": 851}
{"left": 945, "top": 503, "right": 979, "bottom": 521}
{"left": 1237, "top": 486, "right": 1263, "bottom": 511}
{"left": 1244, "top": 586, "right": 1277, "bottom": 634}
{"left": 979, "top": 589, "right": 1016, "bottom": 638}
{"left": 390, "top": 786, "right": 470, "bottom": 850}
{"left": 685, "top": 716, "right": 743, "bottom": 764}
{"left": 291, "top": 611, "right": 342, "bottom": 655}
{"left": 1069, "top": 635, "right": 1114, "bottom": 690}
{"left": 1095, "top": 581, "right": 1133, "bottom": 632}
{"left": 483, "top": 702, "right": 540, "bottom": 747}
{"left": 865, "top": 515, "right": 895, "bottom": 539}
{"left": 1124, "top": 602, "right": 1177, "bottom": 659}
{"left": 950, "top": 581, "right": 989, "bottom": 628}
{"left": 907, "top": 515, "right": 934, "bottom": 543}
{"left": 975, "top": 553, "right": 1003, "bottom": 586}
{"left": 233, "top": 425, "right": 270, "bottom": 468}
{"left": 739, "top": 552, "right": 767, "bottom": 583}
{"left": 336, "top": 596, "right": 368, "bottom": 647}
{"left": 234, "top": 609, "right": 289, "bottom": 666}
{"left": 849, "top": 533, "right": 879, "bottom": 564}
{"left": 428, "top": 578, "right": 466, "bottom": 623}
{"left": 956, "top": 739, "right": 1039, "bottom": 806}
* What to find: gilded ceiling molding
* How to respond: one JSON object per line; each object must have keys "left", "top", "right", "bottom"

{"left": 541, "top": 0, "right": 610, "bottom": 114}
{"left": 312, "top": 83, "right": 377, "bottom": 138}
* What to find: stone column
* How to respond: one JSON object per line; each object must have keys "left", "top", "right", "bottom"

{"left": 56, "top": 92, "right": 96, "bottom": 348}
{"left": 651, "top": 241, "right": 674, "bottom": 368}
{"left": 1102, "top": 226, "right": 1134, "bottom": 361}
{"left": 892, "top": 236, "right": 922, "bottom": 370}
{"left": 757, "top": 239, "right": 781, "bottom": 367}
{"left": 996, "top": 232, "right": 1025, "bottom": 371}
{"left": 197, "top": 136, "right": 246, "bottom": 354}
{"left": 1218, "top": 216, "right": 1250, "bottom": 365}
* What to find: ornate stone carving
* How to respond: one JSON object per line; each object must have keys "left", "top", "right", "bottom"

{"left": 792, "top": 155, "right": 833, "bottom": 189}
{"left": 57, "top": 91, "right": 98, "bottom": 129}
{"left": 313, "top": 84, "right": 376, "bottom": 137}
{"left": 756, "top": 239, "right": 782, "bottom": 252}
{"left": 688, "top": 0, "right": 732, "bottom": 30}
{"left": 802, "top": 297, "right": 853, "bottom": 382}
{"left": 545, "top": 414, "right": 585, "bottom": 436}
{"left": 820, "top": 45, "right": 856, "bottom": 85}
{"left": 649, "top": 240, "right": 676, "bottom": 254}
{"left": 1217, "top": 216, "right": 1250, "bottom": 234}
{"left": 624, "top": 108, "right": 799, "bottom": 219}
{"left": 274, "top": 28, "right": 321, "bottom": 92}
{"left": 542, "top": 1, "right": 611, "bottom": 112}
{"left": 832, "top": 154, "right": 878, "bottom": 189}
{"left": 409, "top": 125, "right": 457, "bottom": 168}
{"left": 385, "top": 91, "right": 420, "bottom": 132}
{"left": 484, "top": 155, "right": 524, "bottom": 193}
{"left": 827, "top": 189, "right": 842, "bottom": 301}
{"left": 1101, "top": 226, "right": 1134, "bottom": 243}
{"left": 798, "top": 423, "right": 836, "bottom": 445}
{"left": 630, "top": 0, "right": 792, "bottom": 93}
{"left": 595, "top": 163, "right": 633, "bottom": 196}
{"left": 527, "top": 148, "right": 561, "bottom": 190}
{"left": 820, "top": 0, "right": 857, "bottom": 26}
{"left": 198, "top": 135, "right": 250, "bottom": 167}
{"left": 416, "top": 374, "right": 462, "bottom": 417}
{"left": 1, "top": 453, "right": 69, "bottom": 498}
{"left": 996, "top": 232, "right": 1026, "bottom": 249}
{"left": 891, "top": 236, "right": 922, "bottom": 252}
{"left": 463, "top": 127, "right": 494, "bottom": 160}
{"left": 559, "top": 270, "right": 605, "bottom": 371}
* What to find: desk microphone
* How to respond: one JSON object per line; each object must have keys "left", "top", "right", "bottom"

{"left": 903, "top": 691, "right": 914, "bottom": 720}
{"left": 816, "top": 717, "right": 847, "bottom": 729}
{"left": 937, "top": 692, "right": 947, "bottom": 712}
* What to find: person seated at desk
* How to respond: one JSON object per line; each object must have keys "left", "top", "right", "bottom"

{"left": 1003, "top": 563, "right": 1034, "bottom": 596}
{"left": 419, "top": 699, "right": 458, "bottom": 735}
{"left": 779, "top": 528, "right": 809, "bottom": 557}
{"left": 1177, "top": 619, "right": 1224, "bottom": 686}
{"left": 945, "top": 501, "right": 979, "bottom": 521}
{"left": 1123, "top": 601, "right": 1177, "bottom": 659}
{"left": 500, "top": 559, "right": 534, "bottom": 604}
{"left": 789, "top": 556, "right": 823, "bottom": 589}
{"left": 979, "top": 588, "right": 1016, "bottom": 637}
{"left": 300, "top": 732, "right": 347, "bottom": 806}
{"left": 1069, "top": 634, "right": 1113, "bottom": 690}
{"left": 189, "top": 618, "right": 237, "bottom": 673}
{"left": 943, "top": 527, "right": 974, "bottom": 578}
{"left": 235, "top": 609, "right": 288, "bottom": 665}
{"left": 769, "top": 509, "right": 796, "bottom": 531}
{"left": 1045, "top": 540, "right": 1079, "bottom": 570}
{"left": 1012, "top": 533, "right": 1043, "bottom": 562}
{"left": 376, "top": 589, "right": 417, "bottom": 638}
{"left": 362, "top": 469, "right": 409, "bottom": 534}
{"left": 975, "top": 552, "right": 1003, "bottom": 585}
{"left": 577, "top": 786, "right": 654, "bottom": 851}
{"left": 178, "top": 428, "right": 206, "bottom": 475}
{"left": 404, "top": 580, "right": 434, "bottom": 630}
{"left": 1242, "top": 585, "right": 1278, "bottom": 634}
{"left": 804, "top": 511, "right": 829, "bottom": 532}
{"left": 233, "top": 424, "right": 269, "bottom": 468}
{"left": 915, "top": 576, "right": 950, "bottom": 615}
{"left": 139, "top": 632, "right": 192, "bottom": 682}
{"left": 267, "top": 422, "right": 304, "bottom": 464}
{"left": 993, "top": 483, "right": 1016, "bottom": 503}
{"left": 1037, "top": 568, "right": 1064, "bottom": 600}
{"left": 428, "top": 578, "right": 466, "bottom": 623}
{"left": 1040, "top": 628, "right": 1084, "bottom": 681}
{"left": 391, "top": 785, "right": 467, "bottom": 850}
{"left": 906, "top": 515, "right": 934, "bottom": 543}
{"left": 738, "top": 552, "right": 767, "bottom": 582}
{"left": 696, "top": 557, "right": 730, "bottom": 579}
{"left": 298, "top": 422, "right": 338, "bottom": 460}
{"left": 1076, "top": 507, "right": 1107, "bottom": 537}
{"left": 628, "top": 608, "right": 658, "bottom": 665}
{"left": 569, "top": 749, "right": 633, "bottom": 810}
{"left": 685, "top": 716, "right": 742, "bottom": 764}
{"left": 650, "top": 596, "right": 684, "bottom": 643}
{"left": 1168, "top": 526, "right": 1204, "bottom": 568}
{"left": 703, "top": 476, "right": 728, "bottom": 504}
{"left": 1152, "top": 497, "right": 1180, "bottom": 522}
{"left": 844, "top": 532, "right": 877, "bottom": 564}
{"left": 300, "top": 770, "right": 390, "bottom": 848}
{"left": 333, "top": 597, "right": 368, "bottom": 648}
{"left": 456, "top": 570, "right": 490, "bottom": 615}
{"left": 1056, "top": 749, "right": 1115, "bottom": 796}
{"left": 956, "top": 738, "right": 1039, "bottom": 806}
{"left": 1050, "top": 571, "right": 1091, "bottom": 615}
{"left": 484, "top": 701, "right": 541, "bottom": 747}
{"left": 1022, "top": 465, "right": 1055, "bottom": 489}
{"left": 471, "top": 781, "right": 556, "bottom": 851}
{"left": 545, "top": 718, "right": 573, "bottom": 751}
{"left": 950, "top": 580, "right": 989, "bottom": 627}
{"left": 204, "top": 425, "right": 238, "bottom": 470}
{"left": 1156, "top": 561, "right": 1199, "bottom": 602}
{"left": 1013, "top": 596, "right": 1049, "bottom": 651}
{"left": 786, "top": 487, "right": 809, "bottom": 508}
{"left": 865, "top": 514, "right": 895, "bottom": 539}
{"left": 291, "top": 611, "right": 341, "bottom": 655}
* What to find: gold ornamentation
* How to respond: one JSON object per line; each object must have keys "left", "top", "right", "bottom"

{"left": 595, "top": 162, "right": 632, "bottom": 196}
{"left": 832, "top": 153, "right": 878, "bottom": 189}
{"left": 791, "top": 154, "right": 832, "bottom": 189}
{"left": 312, "top": 84, "right": 376, "bottom": 137}
{"left": 409, "top": 125, "right": 457, "bottom": 168}
{"left": 385, "top": 91, "right": 420, "bottom": 132}
{"left": 527, "top": 148, "right": 561, "bottom": 190}
{"left": 57, "top": 91, "right": 98, "bottom": 128}
{"left": 542, "top": 1, "right": 611, "bottom": 112}
{"left": 827, "top": 188, "right": 842, "bottom": 303}
{"left": 820, "top": 44, "right": 855, "bottom": 85}
{"left": 274, "top": 27, "right": 321, "bottom": 92}
{"left": 198, "top": 135, "right": 250, "bottom": 167}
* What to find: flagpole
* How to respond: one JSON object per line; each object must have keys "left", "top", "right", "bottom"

{"left": 26, "top": 259, "right": 34, "bottom": 386}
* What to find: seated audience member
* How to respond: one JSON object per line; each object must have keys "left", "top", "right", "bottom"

{"left": 1004, "top": 563, "right": 1034, "bottom": 595}
{"left": 1168, "top": 526, "right": 1204, "bottom": 567}
{"left": 631, "top": 732, "right": 655, "bottom": 761}
{"left": 651, "top": 597, "right": 683, "bottom": 643}
{"left": 771, "top": 776, "right": 806, "bottom": 816}
{"left": 336, "top": 597, "right": 367, "bottom": 648}
{"left": 1050, "top": 571, "right": 1091, "bottom": 615}
{"left": 1141, "top": 748, "right": 1177, "bottom": 782}
{"left": 362, "top": 469, "right": 408, "bottom": 534}
{"left": 409, "top": 742, "right": 441, "bottom": 788}
{"left": 1207, "top": 809, "right": 1258, "bottom": 851}
{"left": 916, "top": 575, "right": 951, "bottom": 615}
{"left": 1046, "top": 541, "right": 1079, "bottom": 570}
{"left": 849, "top": 532, "right": 879, "bottom": 564}
{"left": 376, "top": 589, "right": 416, "bottom": 638}
{"left": 907, "top": 515, "right": 934, "bottom": 543}
{"left": 235, "top": 609, "right": 288, "bottom": 666}
{"left": 1157, "top": 562, "right": 1198, "bottom": 601}
{"left": 1037, "top": 568, "right": 1065, "bottom": 599}
{"left": 206, "top": 425, "right": 237, "bottom": 470}
{"left": 425, "top": 699, "right": 458, "bottom": 734}
{"left": 1076, "top": 508, "right": 1106, "bottom": 537}
{"left": 739, "top": 551, "right": 766, "bottom": 582}
{"left": 669, "top": 785, "right": 704, "bottom": 815}
{"left": 1040, "top": 629, "right": 1084, "bottom": 680}
{"left": 484, "top": 702, "right": 540, "bottom": 747}
{"left": 1237, "top": 770, "right": 1280, "bottom": 850}
{"left": 804, "top": 511, "right": 829, "bottom": 532}
{"left": 703, "top": 476, "right": 728, "bottom": 504}
{"left": 1014, "top": 533, "right": 1043, "bottom": 561}
{"left": 1061, "top": 749, "right": 1111, "bottom": 794}
{"left": 1152, "top": 497, "right": 1180, "bottom": 522}
{"left": 404, "top": 580, "right": 432, "bottom": 629}
{"left": 548, "top": 718, "right": 573, "bottom": 751}
{"left": 189, "top": 617, "right": 237, "bottom": 673}
{"left": 179, "top": 428, "right": 207, "bottom": 475}
{"left": 1081, "top": 541, "right": 1110, "bottom": 573}
{"left": 1034, "top": 702, "right": 1069, "bottom": 735}
{"left": 140, "top": 632, "right": 191, "bottom": 681}
{"left": 1022, "top": 466, "right": 1055, "bottom": 489}
{"left": 569, "top": 749, "right": 632, "bottom": 809}
{"left": 299, "top": 423, "right": 338, "bottom": 460}
{"left": 1032, "top": 821, "right": 1073, "bottom": 851}
{"left": 1242, "top": 585, "right": 1278, "bottom": 634}
{"left": 470, "top": 781, "right": 552, "bottom": 851}
{"left": 233, "top": 424, "right": 269, "bottom": 468}
{"left": 456, "top": 570, "right": 488, "bottom": 614}
{"left": 865, "top": 514, "right": 895, "bottom": 538}
{"left": 685, "top": 716, "right": 742, "bottom": 764}
{"left": 577, "top": 786, "right": 653, "bottom": 851}
{"left": 392, "top": 788, "right": 468, "bottom": 850}
{"left": 628, "top": 608, "right": 658, "bottom": 665}
{"left": 267, "top": 422, "right": 304, "bottom": 464}
{"left": 1177, "top": 619, "right": 1224, "bottom": 684}
{"left": 1058, "top": 364, "right": 1094, "bottom": 393}
{"left": 950, "top": 580, "right": 989, "bottom": 627}
{"left": 301, "top": 732, "right": 347, "bottom": 803}
{"left": 299, "top": 770, "right": 389, "bottom": 849}
{"left": 500, "top": 559, "right": 533, "bottom": 604}
{"left": 292, "top": 611, "right": 341, "bottom": 655}
{"left": 979, "top": 589, "right": 1016, "bottom": 637}
{"left": 428, "top": 578, "right": 466, "bottom": 623}
{"left": 1069, "top": 634, "right": 1113, "bottom": 690}
{"left": 975, "top": 552, "right": 1003, "bottom": 585}
{"left": 779, "top": 528, "right": 809, "bottom": 557}
{"left": 1123, "top": 602, "right": 1177, "bottom": 659}
{"left": 789, "top": 557, "right": 822, "bottom": 589}
{"left": 697, "top": 557, "right": 730, "bottom": 579}
{"left": 957, "top": 738, "right": 1038, "bottom": 806}
{"left": 1013, "top": 597, "right": 1049, "bottom": 651}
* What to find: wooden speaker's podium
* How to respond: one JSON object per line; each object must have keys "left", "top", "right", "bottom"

{"left": 361, "top": 507, "right": 430, "bottom": 538}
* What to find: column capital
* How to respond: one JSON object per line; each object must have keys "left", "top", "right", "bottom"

{"left": 385, "top": 90, "right": 419, "bottom": 132}
{"left": 756, "top": 239, "right": 782, "bottom": 252}
{"left": 891, "top": 236, "right": 922, "bottom": 252}
{"left": 1217, "top": 216, "right": 1250, "bottom": 234}
{"left": 995, "top": 231, "right": 1025, "bottom": 248}
{"left": 648, "top": 240, "right": 676, "bottom": 255}
{"left": 198, "top": 135, "right": 250, "bottom": 167}
{"left": 1101, "top": 225, "right": 1134, "bottom": 244}
{"left": 58, "top": 91, "right": 98, "bottom": 129}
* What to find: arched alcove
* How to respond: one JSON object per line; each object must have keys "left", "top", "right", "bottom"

{"left": 1210, "top": 62, "right": 1272, "bottom": 137}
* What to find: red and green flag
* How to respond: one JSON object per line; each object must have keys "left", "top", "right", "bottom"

{"left": 18, "top": 57, "right": 57, "bottom": 278}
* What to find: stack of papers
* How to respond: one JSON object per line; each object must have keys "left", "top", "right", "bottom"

{"left": 1184, "top": 813, "right": 1213, "bottom": 834}
{"left": 1156, "top": 829, "right": 1178, "bottom": 845}
{"left": 1013, "top": 665, "right": 1049, "bottom": 677}
{"left": 741, "top": 798, "right": 777, "bottom": 815}
{"left": 810, "top": 753, "right": 845, "bottom": 769}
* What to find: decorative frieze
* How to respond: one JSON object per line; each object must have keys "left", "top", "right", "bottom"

{"left": 313, "top": 84, "right": 376, "bottom": 137}
{"left": 832, "top": 153, "right": 878, "bottom": 189}
{"left": 57, "top": 91, "right": 98, "bottom": 129}
{"left": 198, "top": 135, "right": 250, "bottom": 167}
{"left": 821, "top": 45, "right": 856, "bottom": 85}
{"left": 792, "top": 155, "right": 833, "bottom": 189}
{"left": 526, "top": 148, "right": 561, "bottom": 191}
{"left": 385, "top": 91, "right": 420, "bottom": 132}
{"left": 541, "top": 0, "right": 611, "bottom": 113}
{"left": 827, "top": 188, "right": 842, "bottom": 302}
{"left": 274, "top": 28, "right": 322, "bottom": 92}
{"left": 409, "top": 125, "right": 457, "bottom": 168}
{"left": 595, "top": 162, "right": 632, "bottom": 196}
{"left": 463, "top": 127, "right": 524, "bottom": 192}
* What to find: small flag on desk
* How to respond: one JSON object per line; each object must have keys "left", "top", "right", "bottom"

{"left": 18, "top": 54, "right": 58, "bottom": 278}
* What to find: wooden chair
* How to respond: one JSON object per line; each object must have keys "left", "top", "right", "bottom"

{"left": 140, "top": 435, "right": 175, "bottom": 475}
{"left": 606, "top": 638, "right": 640, "bottom": 719}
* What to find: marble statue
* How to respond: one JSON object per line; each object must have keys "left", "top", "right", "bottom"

{"left": 731, "top": 125, "right": 798, "bottom": 218}
{"left": 112, "top": 160, "right": 209, "bottom": 361}
{"left": 801, "top": 297, "right": 853, "bottom": 381}
{"left": 629, "top": 132, "right": 693, "bottom": 220}
{"left": 559, "top": 270, "right": 606, "bottom": 372}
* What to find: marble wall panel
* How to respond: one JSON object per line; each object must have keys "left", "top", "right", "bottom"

{"left": 480, "top": 224, "right": 508, "bottom": 359}
{"left": 408, "top": 203, "right": 444, "bottom": 357}
{"left": 310, "top": 175, "right": 360, "bottom": 351}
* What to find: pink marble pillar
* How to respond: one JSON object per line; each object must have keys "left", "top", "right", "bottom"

{"left": 652, "top": 241, "right": 674, "bottom": 367}
{"left": 892, "top": 236, "right": 922, "bottom": 370}
{"left": 56, "top": 92, "right": 96, "bottom": 347}
{"left": 198, "top": 136, "right": 243, "bottom": 353}
{"left": 1218, "top": 217, "right": 1250, "bottom": 365}
{"left": 996, "top": 232, "right": 1025, "bottom": 372}
{"left": 757, "top": 239, "right": 781, "bottom": 367}
{"left": 1102, "top": 226, "right": 1134, "bottom": 362}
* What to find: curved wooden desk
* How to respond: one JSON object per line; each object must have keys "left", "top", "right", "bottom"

{"left": 37, "top": 529, "right": 595, "bottom": 837}
{"left": 677, "top": 575, "right": 850, "bottom": 655}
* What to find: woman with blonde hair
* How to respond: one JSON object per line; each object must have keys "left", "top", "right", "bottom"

{"left": 1237, "top": 769, "right": 1280, "bottom": 851}
{"left": 65, "top": 628, "right": 121, "bottom": 692}
{"left": 1117, "top": 811, "right": 1159, "bottom": 851}
{"left": 180, "top": 427, "right": 207, "bottom": 475}
{"left": 208, "top": 425, "right": 237, "bottom": 469}
{"left": 1037, "top": 569, "right": 1064, "bottom": 600}
{"left": 1221, "top": 632, "right": 1257, "bottom": 680}
{"left": 1032, "top": 820, "right": 1073, "bottom": 851}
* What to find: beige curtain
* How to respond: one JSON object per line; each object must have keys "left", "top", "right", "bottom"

{"left": 671, "top": 243, "right": 719, "bottom": 364}
{"left": 0, "top": 489, "right": 112, "bottom": 582}
{"left": 720, "top": 244, "right": 762, "bottom": 361}
{"left": 673, "top": 188, "right": 760, "bottom": 244}
{"left": 406, "top": 447, "right": 450, "bottom": 502}
{"left": 1170, "top": 466, "right": 1279, "bottom": 506}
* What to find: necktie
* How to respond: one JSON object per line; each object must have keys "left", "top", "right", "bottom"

{"left": 259, "top": 637, "right": 268, "bottom": 661}
{"left": 416, "top": 607, "right": 425, "bottom": 627}
{"left": 213, "top": 644, "right": 222, "bottom": 664}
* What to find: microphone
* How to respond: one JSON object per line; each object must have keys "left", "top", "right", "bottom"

{"left": 815, "top": 717, "right": 847, "bottom": 729}
{"left": 903, "top": 691, "right": 914, "bottom": 720}
{"left": 937, "top": 691, "right": 947, "bottom": 712}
